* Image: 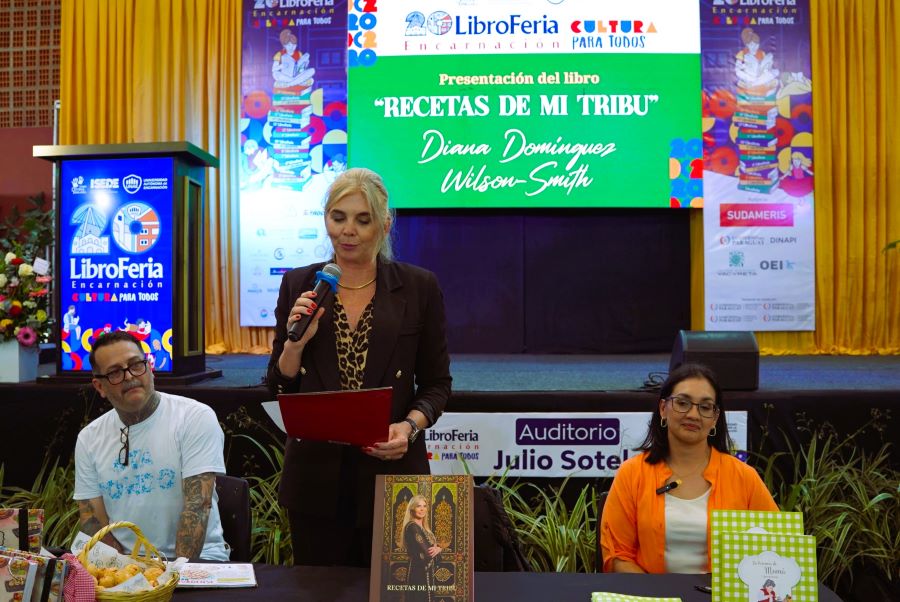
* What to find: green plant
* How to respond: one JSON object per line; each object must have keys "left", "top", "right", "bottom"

{"left": 231, "top": 432, "right": 293, "bottom": 565}
{"left": 487, "top": 473, "right": 599, "bottom": 572}
{"left": 0, "top": 456, "right": 81, "bottom": 549}
{"left": 759, "top": 426, "right": 900, "bottom": 591}
{"left": 0, "top": 193, "right": 54, "bottom": 256}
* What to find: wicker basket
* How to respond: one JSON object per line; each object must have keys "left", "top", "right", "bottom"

{"left": 76, "top": 521, "right": 179, "bottom": 602}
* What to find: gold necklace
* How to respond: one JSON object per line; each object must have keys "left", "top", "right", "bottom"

{"left": 338, "top": 276, "right": 376, "bottom": 290}
{"left": 667, "top": 450, "right": 711, "bottom": 482}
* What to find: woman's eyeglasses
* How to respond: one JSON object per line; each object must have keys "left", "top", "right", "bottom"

{"left": 664, "top": 396, "right": 719, "bottom": 419}
{"left": 96, "top": 359, "right": 149, "bottom": 385}
{"left": 119, "top": 425, "right": 130, "bottom": 467}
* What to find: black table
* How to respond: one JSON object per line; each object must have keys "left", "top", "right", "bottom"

{"left": 173, "top": 565, "right": 843, "bottom": 601}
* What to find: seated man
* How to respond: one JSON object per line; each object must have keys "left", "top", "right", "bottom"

{"left": 74, "top": 331, "right": 229, "bottom": 560}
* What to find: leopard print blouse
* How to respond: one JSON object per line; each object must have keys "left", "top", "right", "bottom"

{"left": 333, "top": 296, "right": 375, "bottom": 390}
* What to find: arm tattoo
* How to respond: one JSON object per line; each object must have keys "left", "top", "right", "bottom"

{"left": 175, "top": 472, "right": 216, "bottom": 560}
{"left": 77, "top": 499, "right": 124, "bottom": 552}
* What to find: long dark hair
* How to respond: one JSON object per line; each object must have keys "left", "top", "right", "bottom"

{"left": 637, "top": 363, "right": 735, "bottom": 464}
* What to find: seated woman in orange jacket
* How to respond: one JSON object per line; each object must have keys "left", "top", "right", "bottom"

{"left": 600, "top": 363, "right": 778, "bottom": 573}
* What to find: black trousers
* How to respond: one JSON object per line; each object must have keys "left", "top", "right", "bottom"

{"left": 289, "top": 509, "right": 373, "bottom": 568}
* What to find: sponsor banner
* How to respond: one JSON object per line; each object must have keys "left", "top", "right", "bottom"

{"left": 348, "top": 0, "right": 702, "bottom": 208}
{"left": 701, "top": 0, "right": 815, "bottom": 331}
{"left": 59, "top": 158, "right": 174, "bottom": 372}
{"left": 239, "top": 0, "right": 348, "bottom": 326}
{"left": 427, "top": 411, "right": 748, "bottom": 478}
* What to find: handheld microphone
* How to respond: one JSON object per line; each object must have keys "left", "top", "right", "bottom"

{"left": 655, "top": 479, "right": 682, "bottom": 496}
{"left": 287, "top": 263, "right": 342, "bottom": 342}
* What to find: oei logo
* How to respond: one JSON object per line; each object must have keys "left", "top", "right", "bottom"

{"left": 123, "top": 174, "right": 143, "bottom": 194}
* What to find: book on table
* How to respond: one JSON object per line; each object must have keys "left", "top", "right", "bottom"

{"left": 711, "top": 509, "right": 817, "bottom": 602}
{"left": 369, "top": 475, "right": 474, "bottom": 602}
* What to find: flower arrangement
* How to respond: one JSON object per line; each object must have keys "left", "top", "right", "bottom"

{"left": 0, "top": 246, "right": 52, "bottom": 347}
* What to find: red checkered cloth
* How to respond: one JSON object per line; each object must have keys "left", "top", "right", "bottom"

{"left": 61, "top": 552, "right": 96, "bottom": 602}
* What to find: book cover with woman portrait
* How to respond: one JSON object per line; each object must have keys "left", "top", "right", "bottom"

{"left": 369, "top": 475, "right": 474, "bottom": 602}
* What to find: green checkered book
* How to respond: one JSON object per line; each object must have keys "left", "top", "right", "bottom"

{"left": 591, "top": 594, "right": 681, "bottom": 602}
{"left": 711, "top": 510, "right": 804, "bottom": 602}
{"left": 717, "top": 531, "right": 817, "bottom": 602}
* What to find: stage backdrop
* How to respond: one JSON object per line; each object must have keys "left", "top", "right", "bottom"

{"left": 700, "top": 0, "right": 815, "bottom": 331}
{"left": 238, "top": 0, "right": 702, "bottom": 334}
{"left": 239, "top": 0, "right": 348, "bottom": 326}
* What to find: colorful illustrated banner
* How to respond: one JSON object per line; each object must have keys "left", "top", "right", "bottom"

{"left": 348, "top": 0, "right": 703, "bottom": 208}
{"left": 427, "top": 412, "right": 748, "bottom": 478}
{"left": 59, "top": 158, "right": 174, "bottom": 372}
{"left": 701, "top": 0, "right": 815, "bottom": 331}
{"left": 239, "top": 0, "right": 348, "bottom": 326}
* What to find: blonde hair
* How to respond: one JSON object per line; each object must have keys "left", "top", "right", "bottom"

{"left": 400, "top": 495, "right": 434, "bottom": 551}
{"left": 791, "top": 151, "right": 812, "bottom": 167}
{"left": 324, "top": 167, "right": 394, "bottom": 260}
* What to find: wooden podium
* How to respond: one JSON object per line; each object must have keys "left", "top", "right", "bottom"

{"left": 34, "top": 142, "right": 221, "bottom": 384}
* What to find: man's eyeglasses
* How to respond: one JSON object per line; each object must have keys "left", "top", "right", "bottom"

{"left": 664, "top": 396, "right": 719, "bottom": 419}
{"left": 96, "top": 359, "right": 149, "bottom": 385}
{"left": 119, "top": 425, "right": 130, "bottom": 467}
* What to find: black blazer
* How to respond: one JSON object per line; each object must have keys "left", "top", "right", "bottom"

{"left": 267, "top": 259, "right": 452, "bottom": 524}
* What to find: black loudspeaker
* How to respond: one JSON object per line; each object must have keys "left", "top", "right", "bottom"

{"left": 669, "top": 331, "right": 759, "bottom": 390}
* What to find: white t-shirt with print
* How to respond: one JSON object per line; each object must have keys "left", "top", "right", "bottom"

{"left": 74, "top": 391, "right": 229, "bottom": 561}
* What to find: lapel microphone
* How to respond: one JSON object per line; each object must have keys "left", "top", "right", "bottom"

{"left": 656, "top": 478, "right": 682, "bottom": 495}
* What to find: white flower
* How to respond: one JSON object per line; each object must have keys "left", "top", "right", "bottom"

{"left": 18, "top": 263, "right": 34, "bottom": 277}
{"left": 4, "top": 252, "right": 15, "bottom": 264}
{"left": 0, "top": 274, "right": 6, "bottom": 288}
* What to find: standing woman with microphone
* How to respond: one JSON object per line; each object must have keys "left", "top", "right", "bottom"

{"left": 600, "top": 363, "right": 777, "bottom": 573}
{"left": 267, "top": 167, "right": 452, "bottom": 567}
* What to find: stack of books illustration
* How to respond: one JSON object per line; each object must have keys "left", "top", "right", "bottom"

{"left": 270, "top": 59, "right": 315, "bottom": 188}
{"left": 734, "top": 86, "right": 779, "bottom": 194}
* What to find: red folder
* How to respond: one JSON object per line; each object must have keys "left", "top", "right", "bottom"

{"left": 276, "top": 387, "right": 393, "bottom": 447}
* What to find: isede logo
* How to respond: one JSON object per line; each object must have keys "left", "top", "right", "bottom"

{"left": 123, "top": 174, "right": 143, "bottom": 194}
{"left": 112, "top": 202, "right": 161, "bottom": 253}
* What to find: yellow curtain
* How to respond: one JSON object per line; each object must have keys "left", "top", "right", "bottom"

{"left": 60, "top": 0, "right": 271, "bottom": 354}
{"left": 692, "top": 0, "right": 900, "bottom": 354}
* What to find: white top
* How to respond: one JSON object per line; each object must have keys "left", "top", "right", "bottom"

{"left": 74, "top": 392, "right": 228, "bottom": 561}
{"left": 664, "top": 488, "right": 711, "bottom": 573}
